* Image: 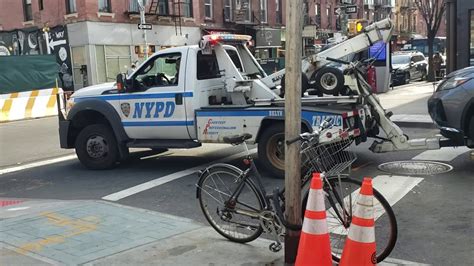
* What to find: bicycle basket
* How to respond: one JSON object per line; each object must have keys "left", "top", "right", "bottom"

{"left": 301, "top": 138, "right": 356, "bottom": 176}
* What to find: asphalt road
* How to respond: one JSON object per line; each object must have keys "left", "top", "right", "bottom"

{"left": 1, "top": 82, "right": 473, "bottom": 265}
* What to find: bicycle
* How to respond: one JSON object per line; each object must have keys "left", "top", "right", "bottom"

{"left": 195, "top": 120, "right": 397, "bottom": 263}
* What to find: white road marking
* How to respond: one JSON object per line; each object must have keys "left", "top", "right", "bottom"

{"left": 102, "top": 148, "right": 257, "bottom": 201}
{"left": 390, "top": 114, "right": 433, "bottom": 124}
{"left": 7, "top": 206, "right": 30, "bottom": 211}
{"left": 327, "top": 175, "right": 423, "bottom": 235}
{"left": 0, "top": 154, "right": 77, "bottom": 176}
{"left": 413, "top": 146, "right": 471, "bottom": 161}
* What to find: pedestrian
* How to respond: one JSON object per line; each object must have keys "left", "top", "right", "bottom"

{"left": 433, "top": 52, "right": 444, "bottom": 80}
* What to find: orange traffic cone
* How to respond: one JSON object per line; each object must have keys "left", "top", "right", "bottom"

{"left": 339, "top": 177, "right": 377, "bottom": 266}
{"left": 295, "top": 173, "right": 332, "bottom": 266}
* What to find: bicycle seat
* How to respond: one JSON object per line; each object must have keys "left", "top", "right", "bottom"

{"left": 223, "top": 133, "right": 253, "bottom": 145}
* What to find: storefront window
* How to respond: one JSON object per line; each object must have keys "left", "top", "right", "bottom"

{"left": 470, "top": 10, "right": 474, "bottom": 66}
{"left": 95, "top": 45, "right": 131, "bottom": 83}
{"left": 71, "top": 46, "right": 86, "bottom": 88}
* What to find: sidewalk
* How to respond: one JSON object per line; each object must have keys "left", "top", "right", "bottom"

{"left": 0, "top": 198, "right": 427, "bottom": 265}
{"left": 0, "top": 198, "right": 281, "bottom": 265}
{"left": 377, "top": 81, "right": 436, "bottom": 128}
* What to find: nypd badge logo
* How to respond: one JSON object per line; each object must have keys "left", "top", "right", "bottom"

{"left": 121, "top": 103, "right": 131, "bottom": 117}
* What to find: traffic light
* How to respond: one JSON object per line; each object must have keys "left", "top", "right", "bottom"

{"left": 347, "top": 19, "right": 368, "bottom": 36}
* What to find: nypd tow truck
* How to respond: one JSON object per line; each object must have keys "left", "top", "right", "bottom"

{"left": 58, "top": 19, "right": 445, "bottom": 176}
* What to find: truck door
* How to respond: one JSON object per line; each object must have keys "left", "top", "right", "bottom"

{"left": 119, "top": 51, "right": 192, "bottom": 139}
{"left": 187, "top": 50, "right": 226, "bottom": 139}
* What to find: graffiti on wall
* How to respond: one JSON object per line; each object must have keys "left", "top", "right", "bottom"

{"left": 47, "top": 25, "right": 73, "bottom": 90}
{"left": 0, "top": 26, "right": 73, "bottom": 90}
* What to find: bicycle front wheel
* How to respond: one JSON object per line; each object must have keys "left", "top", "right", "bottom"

{"left": 303, "top": 176, "right": 397, "bottom": 263}
{"left": 197, "top": 164, "right": 265, "bottom": 243}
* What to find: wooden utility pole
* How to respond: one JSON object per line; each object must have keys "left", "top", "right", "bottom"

{"left": 284, "top": 0, "right": 303, "bottom": 264}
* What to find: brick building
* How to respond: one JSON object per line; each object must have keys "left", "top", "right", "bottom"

{"left": 393, "top": 0, "right": 446, "bottom": 45}
{"left": 0, "top": 0, "right": 387, "bottom": 89}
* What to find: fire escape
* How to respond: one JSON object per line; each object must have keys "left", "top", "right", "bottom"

{"left": 149, "top": 0, "right": 183, "bottom": 35}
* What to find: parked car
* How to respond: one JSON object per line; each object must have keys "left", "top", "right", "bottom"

{"left": 428, "top": 66, "right": 474, "bottom": 147}
{"left": 391, "top": 51, "right": 428, "bottom": 85}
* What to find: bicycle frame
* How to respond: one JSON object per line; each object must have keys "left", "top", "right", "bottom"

{"left": 221, "top": 141, "right": 349, "bottom": 230}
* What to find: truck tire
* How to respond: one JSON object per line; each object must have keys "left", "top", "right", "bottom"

{"left": 75, "top": 124, "right": 119, "bottom": 170}
{"left": 312, "top": 67, "right": 345, "bottom": 96}
{"left": 280, "top": 73, "right": 309, "bottom": 97}
{"left": 258, "top": 123, "right": 285, "bottom": 178}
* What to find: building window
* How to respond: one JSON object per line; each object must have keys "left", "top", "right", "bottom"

{"left": 66, "top": 0, "right": 77, "bottom": 14}
{"left": 276, "top": 0, "right": 282, "bottom": 24}
{"left": 98, "top": 0, "right": 111, "bottom": 13}
{"left": 259, "top": 0, "right": 267, "bottom": 23}
{"left": 224, "top": 0, "right": 233, "bottom": 22}
{"left": 245, "top": 0, "right": 251, "bottom": 21}
{"left": 315, "top": 3, "right": 321, "bottom": 26}
{"left": 182, "top": 0, "right": 193, "bottom": 18}
{"left": 235, "top": 0, "right": 251, "bottom": 22}
{"left": 23, "top": 0, "right": 33, "bottom": 21}
{"left": 204, "top": 0, "right": 212, "bottom": 19}
{"left": 327, "top": 6, "right": 332, "bottom": 29}
{"left": 158, "top": 0, "right": 168, "bottom": 15}
{"left": 39, "top": 0, "right": 44, "bottom": 10}
{"left": 129, "top": 0, "right": 139, "bottom": 12}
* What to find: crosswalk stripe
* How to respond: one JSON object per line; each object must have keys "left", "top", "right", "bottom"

{"left": 413, "top": 146, "right": 471, "bottom": 161}
{"left": 327, "top": 175, "right": 423, "bottom": 235}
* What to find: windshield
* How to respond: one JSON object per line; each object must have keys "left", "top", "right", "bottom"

{"left": 392, "top": 55, "right": 410, "bottom": 65}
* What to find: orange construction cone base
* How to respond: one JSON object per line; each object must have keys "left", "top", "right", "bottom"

{"left": 296, "top": 234, "right": 332, "bottom": 266}
{"left": 340, "top": 238, "right": 377, "bottom": 265}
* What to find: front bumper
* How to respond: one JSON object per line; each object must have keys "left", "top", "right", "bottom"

{"left": 427, "top": 96, "right": 465, "bottom": 142}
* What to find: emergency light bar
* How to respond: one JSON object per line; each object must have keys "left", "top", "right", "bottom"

{"left": 202, "top": 34, "right": 252, "bottom": 43}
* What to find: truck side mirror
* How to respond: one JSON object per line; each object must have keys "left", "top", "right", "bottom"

{"left": 116, "top": 73, "right": 127, "bottom": 93}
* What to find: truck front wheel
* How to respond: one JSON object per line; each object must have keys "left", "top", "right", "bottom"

{"left": 258, "top": 124, "right": 285, "bottom": 178}
{"left": 75, "top": 124, "right": 119, "bottom": 170}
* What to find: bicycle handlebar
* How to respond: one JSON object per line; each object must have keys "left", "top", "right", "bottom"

{"left": 285, "top": 118, "right": 333, "bottom": 145}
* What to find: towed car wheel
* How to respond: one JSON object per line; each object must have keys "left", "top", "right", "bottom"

{"left": 404, "top": 73, "right": 410, "bottom": 84}
{"left": 312, "top": 67, "right": 345, "bottom": 95}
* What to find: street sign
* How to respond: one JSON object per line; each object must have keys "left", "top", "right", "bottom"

{"left": 341, "top": 0, "right": 352, "bottom": 4}
{"left": 138, "top": 23, "right": 152, "bottom": 30}
{"left": 345, "top": 5, "right": 358, "bottom": 14}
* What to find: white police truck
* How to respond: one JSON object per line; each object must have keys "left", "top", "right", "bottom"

{"left": 58, "top": 33, "right": 378, "bottom": 177}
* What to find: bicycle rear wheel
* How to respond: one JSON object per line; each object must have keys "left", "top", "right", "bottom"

{"left": 197, "top": 164, "right": 265, "bottom": 243}
{"left": 303, "top": 176, "right": 397, "bottom": 263}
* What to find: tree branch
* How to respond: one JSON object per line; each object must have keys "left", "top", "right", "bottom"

{"left": 433, "top": 3, "right": 446, "bottom": 34}
{"left": 415, "top": 0, "right": 430, "bottom": 25}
